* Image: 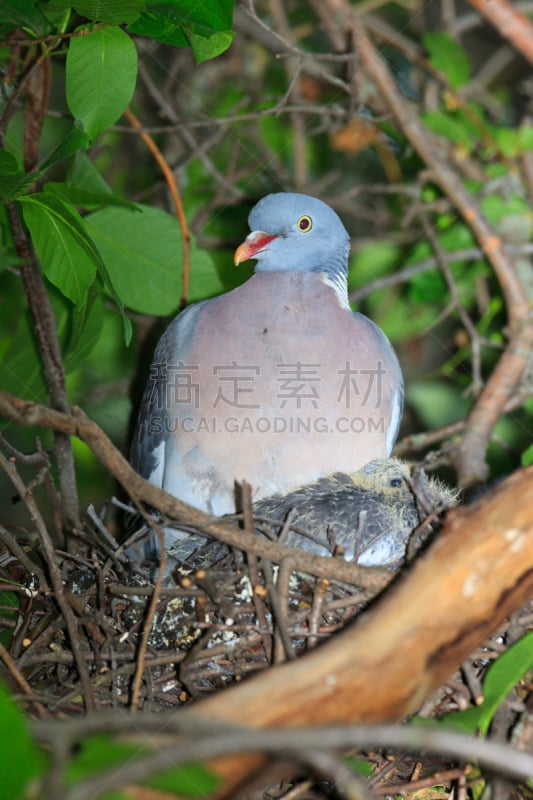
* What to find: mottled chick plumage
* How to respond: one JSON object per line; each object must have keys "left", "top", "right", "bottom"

{"left": 253, "top": 458, "right": 458, "bottom": 568}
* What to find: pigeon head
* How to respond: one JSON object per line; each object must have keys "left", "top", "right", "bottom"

{"left": 234, "top": 193, "right": 350, "bottom": 290}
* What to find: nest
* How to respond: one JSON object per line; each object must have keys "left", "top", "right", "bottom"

{"left": 1, "top": 462, "right": 532, "bottom": 799}
{"left": 2, "top": 512, "right": 390, "bottom": 712}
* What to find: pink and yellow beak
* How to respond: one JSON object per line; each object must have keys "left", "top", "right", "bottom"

{"left": 234, "top": 231, "right": 278, "bottom": 265}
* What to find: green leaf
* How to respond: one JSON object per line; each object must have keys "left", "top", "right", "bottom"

{"left": 486, "top": 124, "right": 533, "bottom": 157}
{"left": 64, "top": 287, "right": 106, "bottom": 372}
{"left": 40, "top": 124, "right": 91, "bottom": 171}
{"left": 44, "top": 182, "right": 139, "bottom": 210}
{"left": 522, "top": 443, "right": 533, "bottom": 467}
{"left": 0, "top": 149, "right": 38, "bottom": 201}
{"left": 128, "top": 9, "right": 187, "bottom": 46}
{"left": 67, "top": 151, "right": 114, "bottom": 194}
{"left": 345, "top": 756, "right": 374, "bottom": 777}
{"left": 85, "top": 204, "right": 223, "bottom": 314}
{"left": 481, "top": 194, "right": 530, "bottom": 226}
{"left": 0, "top": 173, "right": 39, "bottom": 202}
{"left": 19, "top": 194, "right": 97, "bottom": 304}
{"left": 0, "top": 270, "right": 48, "bottom": 401}
{"left": 129, "top": 0, "right": 234, "bottom": 60}
{"left": 422, "top": 111, "right": 475, "bottom": 148}
{"left": 407, "top": 381, "right": 470, "bottom": 429}
{"left": 0, "top": 0, "right": 50, "bottom": 36}
{"left": 187, "top": 246, "right": 225, "bottom": 303}
{"left": 0, "top": 680, "right": 47, "bottom": 800}
{"left": 435, "top": 632, "right": 533, "bottom": 735}
{"left": 517, "top": 124, "right": 533, "bottom": 153}
{"left": 0, "top": 280, "right": 107, "bottom": 402}
{"left": 66, "top": 26, "right": 137, "bottom": 139}
{"left": 67, "top": 735, "right": 145, "bottom": 782}
{"left": 39, "top": 0, "right": 72, "bottom": 28}
{"left": 73, "top": 0, "right": 145, "bottom": 24}
{"left": 408, "top": 269, "right": 447, "bottom": 304}
{"left": 147, "top": 762, "right": 219, "bottom": 796}
{"left": 0, "top": 149, "right": 19, "bottom": 174}
{"left": 18, "top": 193, "right": 132, "bottom": 342}
{"left": 348, "top": 242, "right": 403, "bottom": 290}
{"left": 68, "top": 735, "right": 219, "bottom": 798}
{"left": 186, "top": 28, "right": 234, "bottom": 64}
{"left": 423, "top": 32, "right": 471, "bottom": 89}
{"left": 0, "top": 321, "right": 46, "bottom": 401}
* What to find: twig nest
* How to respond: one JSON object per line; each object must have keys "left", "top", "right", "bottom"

{"left": 253, "top": 458, "right": 458, "bottom": 568}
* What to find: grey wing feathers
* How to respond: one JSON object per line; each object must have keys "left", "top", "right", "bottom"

{"left": 352, "top": 311, "right": 404, "bottom": 453}
{"left": 130, "top": 301, "right": 207, "bottom": 483}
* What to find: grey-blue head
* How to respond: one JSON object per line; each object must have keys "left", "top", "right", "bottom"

{"left": 234, "top": 193, "right": 350, "bottom": 292}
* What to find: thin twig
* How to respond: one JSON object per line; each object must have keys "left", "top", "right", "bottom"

{"left": 0, "top": 25, "right": 109, "bottom": 48}
{"left": 0, "top": 524, "right": 48, "bottom": 588}
{"left": 241, "top": 481, "right": 273, "bottom": 664}
{"left": 129, "top": 516, "right": 166, "bottom": 713}
{"left": 349, "top": 243, "right": 533, "bottom": 304}
{"left": 421, "top": 214, "right": 484, "bottom": 394}
{"left": 5, "top": 201, "right": 80, "bottom": 539}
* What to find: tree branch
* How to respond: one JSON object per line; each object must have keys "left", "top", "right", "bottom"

{"left": 6, "top": 205, "right": 80, "bottom": 535}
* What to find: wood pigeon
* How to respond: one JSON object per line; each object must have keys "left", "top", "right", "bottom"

{"left": 131, "top": 193, "right": 404, "bottom": 553}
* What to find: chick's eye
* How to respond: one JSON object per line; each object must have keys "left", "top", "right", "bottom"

{"left": 297, "top": 215, "right": 313, "bottom": 232}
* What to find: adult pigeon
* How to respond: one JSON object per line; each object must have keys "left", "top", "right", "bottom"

{"left": 131, "top": 193, "right": 404, "bottom": 551}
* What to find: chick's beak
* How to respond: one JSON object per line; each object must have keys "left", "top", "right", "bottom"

{"left": 234, "top": 231, "right": 278, "bottom": 265}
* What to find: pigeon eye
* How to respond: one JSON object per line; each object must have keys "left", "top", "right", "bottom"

{"left": 297, "top": 215, "right": 313, "bottom": 232}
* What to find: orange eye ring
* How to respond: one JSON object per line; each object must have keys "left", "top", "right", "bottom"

{"left": 297, "top": 215, "right": 313, "bottom": 233}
